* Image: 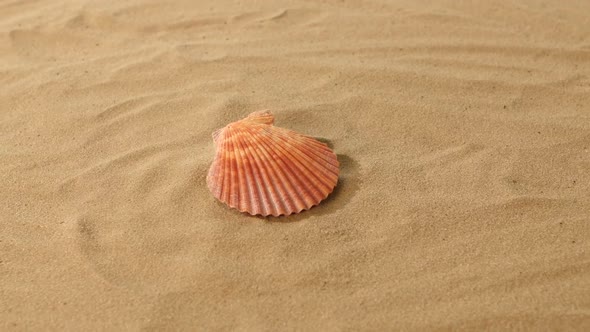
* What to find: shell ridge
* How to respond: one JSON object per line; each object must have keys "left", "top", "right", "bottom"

{"left": 275, "top": 128, "right": 339, "bottom": 181}
{"left": 245, "top": 110, "right": 275, "bottom": 125}
{"left": 234, "top": 130, "right": 250, "bottom": 211}
{"left": 298, "top": 135, "right": 340, "bottom": 172}
{"left": 207, "top": 129, "right": 227, "bottom": 196}
{"left": 212, "top": 154, "right": 223, "bottom": 197}
{"left": 238, "top": 125, "right": 275, "bottom": 216}
{"left": 228, "top": 129, "right": 240, "bottom": 209}
{"left": 303, "top": 148, "right": 340, "bottom": 183}
{"left": 220, "top": 128, "right": 232, "bottom": 203}
{"left": 229, "top": 130, "right": 243, "bottom": 209}
{"left": 263, "top": 128, "right": 328, "bottom": 205}
{"left": 240, "top": 126, "right": 284, "bottom": 216}
{"left": 235, "top": 126, "right": 266, "bottom": 215}
{"left": 285, "top": 137, "right": 339, "bottom": 188}
{"left": 225, "top": 128, "right": 237, "bottom": 205}
{"left": 238, "top": 125, "right": 269, "bottom": 215}
{"left": 293, "top": 139, "right": 339, "bottom": 179}
{"left": 240, "top": 126, "right": 268, "bottom": 215}
{"left": 242, "top": 126, "right": 294, "bottom": 215}
{"left": 233, "top": 129, "right": 254, "bottom": 214}
{"left": 253, "top": 127, "right": 318, "bottom": 209}
{"left": 245, "top": 126, "right": 308, "bottom": 215}
{"left": 268, "top": 129, "right": 335, "bottom": 195}
{"left": 212, "top": 128, "right": 224, "bottom": 145}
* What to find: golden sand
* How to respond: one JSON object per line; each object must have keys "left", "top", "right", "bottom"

{"left": 1, "top": 0, "right": 589, "bottom": 330}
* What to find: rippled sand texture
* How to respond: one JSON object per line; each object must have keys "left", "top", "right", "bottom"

{"left": 2, "top": 0, "right": 590, "bottom": 330}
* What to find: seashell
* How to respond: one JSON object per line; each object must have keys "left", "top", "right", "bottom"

{"left": 207, "top": 111, "right": 339, "bottom": 217}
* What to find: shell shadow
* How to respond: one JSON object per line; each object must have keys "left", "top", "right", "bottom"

{"left": 314, "top": 137, "right": 334, "bottom": 149}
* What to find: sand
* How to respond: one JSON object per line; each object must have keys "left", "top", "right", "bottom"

{"left": 1, "top": 0, "right": 590, "bottom": 330}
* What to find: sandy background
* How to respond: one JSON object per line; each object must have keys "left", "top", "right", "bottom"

{"left": 2, "top": 0, "right": 590, "bottom": 330}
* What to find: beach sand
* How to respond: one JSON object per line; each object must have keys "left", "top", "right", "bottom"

{"left": 1, "top": 0, "right": 589, "bottom": 330}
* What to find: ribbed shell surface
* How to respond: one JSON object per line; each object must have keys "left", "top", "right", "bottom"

{"left": 207, "top": 111, "right": 339, "bottom": 217}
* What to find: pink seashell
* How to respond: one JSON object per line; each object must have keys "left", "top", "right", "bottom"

{"left": 207, "top": 111, "right": 339, "bottom": 217}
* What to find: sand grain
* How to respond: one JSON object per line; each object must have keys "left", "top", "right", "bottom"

{"left": 1, "top": 0, "right": 590, "bottom": 330}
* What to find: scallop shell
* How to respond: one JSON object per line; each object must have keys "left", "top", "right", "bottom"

{"left": 207, "top": 111, "right": 339, "bottom": 217}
